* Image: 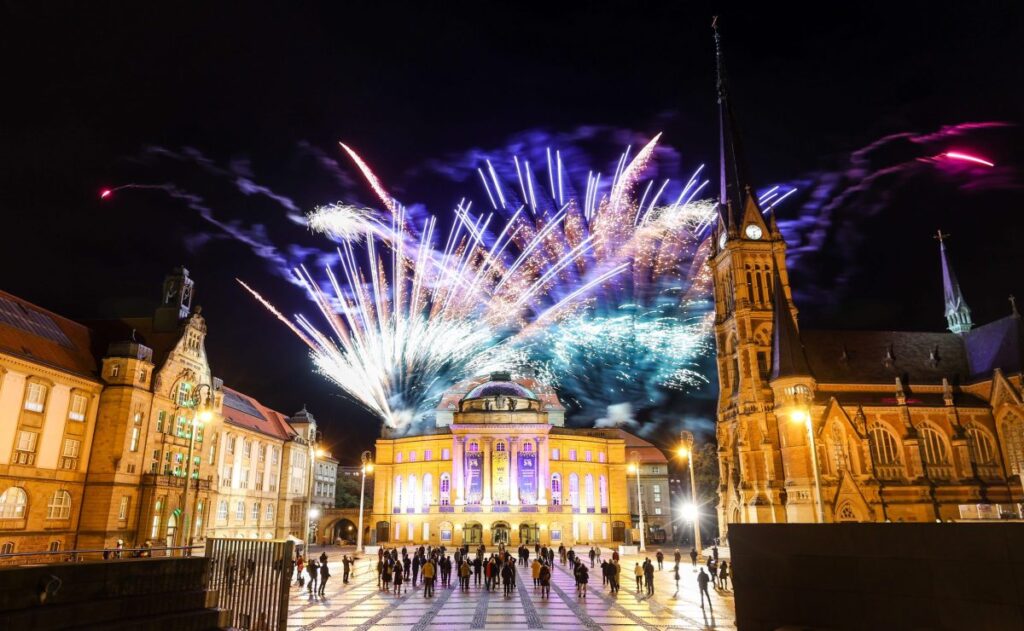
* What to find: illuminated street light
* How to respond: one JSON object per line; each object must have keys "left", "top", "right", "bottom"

{"left": 356, "top": 450, "right": 374, "bottom": 552}
{"left": 681, "top": 502, "right": 699, "bottom": 521}
{"left": 678, "top": 430, "right": 702, "bottom": 556}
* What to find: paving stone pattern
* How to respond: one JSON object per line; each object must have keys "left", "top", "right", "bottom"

{"left": 287, "top": 548, "right": 736, "bottom": 630}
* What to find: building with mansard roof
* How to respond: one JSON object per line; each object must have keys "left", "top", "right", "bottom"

{"left": 0, "top": 268, "right": 318, "bottom": 557}
{"left": 369, "top": 373, "right": 668, "bottom": 547}
{"left": 708, "top": 24, "right": 1023, "bottom": 535}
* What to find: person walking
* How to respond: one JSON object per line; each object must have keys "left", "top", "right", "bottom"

{"left": 501, "top": 562, "right": 514, "bottom": 597}
{"left": 307, "top": 559, "right": 319, "bottom": 596}
{"left": 460, "top": 559, "right": 471, "bottom": 591}
{"left": 589, "top": 546, "right": 596, "bottom": 568}
{"left": 712, "top": 545, "right": 719, "bottom": 563}
{"left": 674, "top": 548, "right": 681, "bottom": 566}
{"left": 318, "top": 557, "right": 331, "bottom": 597}
{"left": 697, "top": 568, "right": 713, "bottom": 610}
{"left": 473, "top": 554, "right": 482, "bottom": 586}
{"left": 577, "top": 563, "right": 589, "bottom": 599}
{"left": 673, "top": 562, "right": 680, "bottom": 594}
{"left": 342, "top": 555, "right": 351, "bottom": 584}
{"left": 382, "top": 560, "right": 392, "bottom": 592}
{"left": 656, "top": 550, "right": 664, "bottom": 570}
{"left": 612, "top": 559, "right": 622, "bottom": 595}
{"left": 718, "top": 560, "right": 730, "bottom": 590}
{"left": 644, "top": 558, "right": 655, "bottom": 595}
{"left": 531, "top": 557, "right": 542, "bottom": 587}
{"left": 539, "top": 562, "right": 551, "bottom": 599}
{"left": 376, "top": 556, "right": 384, "bottom": 589}
{"left": 412, "top": 553, "right": 420, "bottom": 587}
{"left": 422, "top": 558, "right": 435, "bottom": 598}
{"left": 690, "top": 547, "right": 698, "bottom": 568}
{"left": 296, "top": 554, "right": 306, "bottom": 587}
{"left": 634, "top": 562, "right": 643, "bottom": 593}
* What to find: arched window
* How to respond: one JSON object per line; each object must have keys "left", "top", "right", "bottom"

{"left": 495, "top": 441, "right": 506, "bottom": 452}
{"left": 151, "top": 499, "right": 163, "bottom": 538}
{"left": 522, "top": 441, "right": 533, "bottom": 453}
{"left": 1, "top": 542, "right": 13, "bottom": 554}
{"left": 919, "top": 425, "right": 949, "bottom": 466}
{"left": 568, "top": 473, "right": 580, "bottom": 508}
{"left": 422, "top": 473, "right": 433, "bottom": 508}
{"left": 599, "top": 475, "right": 608, "bottom": 509}
{"left": 0, "top": 487, "right": 28, "bottom": 519}
{"left": 218, "top": 500, "right": 228, "bottom": 520}
{"left": 46, "top": 490, "right": 71, "bottom": 520}
{"left": 869, "top": 423, "right": 902, "bottom": 465}
{"left": 551, "top": 473, "right": 562, "bottom": 505}
{"left": 176, "top": 382, "right": 192, "bottom": 407}
{"left": 265, "top": 504, "right": 274, "bottom": 522}
{"left": 407, "top": 474, "right": 418, "bottom": 511}
{"left": 829, "top": 424, "right": 850, "bottom": 473}
{"left": 1003, "top": 414, "right": 1024, "bottom": 476}
{"left": 584, "top": 474, "right": 595, "bottom": 509}
{"left": 468, "top": 441, "right": 479, "bottom": 453}
{"left": 393, "top": 475, "right": 403, "bottom": 509}
{"left": 236, "top": 501, "right": 245, "bottom": 520}
{"left": 440, "top": 474, "right": 451, "bottom": 506}
{"left": 967, "top": 425, "right": 997, "bottom": 465}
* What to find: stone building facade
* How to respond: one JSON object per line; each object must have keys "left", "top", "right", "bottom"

{"left": 370, "top": 373, "right": 657, "bottom": 547}
{"left": 620, "top": 430, "right": 672, "bottom": 543}
{"left": 709, "top": 27, "right": 1024, "bottom": 536}
{"left": 0, "top": 269, "right": 314, "bottom": 555}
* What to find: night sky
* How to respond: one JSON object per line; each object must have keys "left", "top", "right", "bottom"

{"left": 2, "top": 2, "right": 1022, "bottom": 461}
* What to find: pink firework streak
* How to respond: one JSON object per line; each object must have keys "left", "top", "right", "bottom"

{"left": 943, "top": 151, "right": 995, "bottom": 167}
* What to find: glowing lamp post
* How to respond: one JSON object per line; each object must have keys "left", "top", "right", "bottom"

{"left": 309, "top": 507, "right": 322, "bottom": 552}
{"left": 628, "top": 451, "right": 646, "bottom": 552}
{"left": 356, "top": 450, "right": 374, "bottom": 552}
{"left": 676, "top": 430, "right": 702, "bottom": 556}
{"left": 792, "top": 409, "right": 825, "bottom": 523}
{"left": 303, "top": 441, "right": 325, "bottom": 549}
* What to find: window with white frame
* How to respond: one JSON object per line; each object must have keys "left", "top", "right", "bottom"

{"left": 24, "top": 382, "right": 47, "bottom": 412}
{"left": 551, "top": 473, "right": 562, "bottom": 505}
{"left": 151, "top": 500, "right": 162, "bottom": 538}
{"left": 441, "top": 448, "right": 450, "bottom": 460}
{"left": 396, "top": 452, "right": 403, "bottom": 463}
{"left": 128, "top": 427, "right": 140, "bottom": 452}
{"left": 14, "top": 430, "right": 38, "bottom": 465}
{"left": 118, "top": 496, "right": 130, "bottom": 521}
{"left": 1, "top": 542, "right": 13, "bottom": 554}
{"left": 47, "top": 490, "right": 71, "bottom": 520}
{"left": 236, "top": 502, "right": 245, "bottom": 520}
{"left": 584, "top": 474, "right": 595, "bottom": 509}
{"left": 251, "top": 503, "right": 260, "bottom": 520}
{"left": 176, "top": 382, "right": 192, "bottom": 407}
{"left": 422, "top": 473, "right": 433, "bottom": 507}
{"left": 440, "top": 474, "right": 451, "bottom": 506}
{"left": 598, "top": 451, "right": 606, "bottom": 463}
{"left": 424, "top": 449, "right": 433, "bottom": 462}
{"left": 568, "top": 473, "right": 579, "bottom": 508}
{"left": 409, "top": 450, "right": 417, "bottom": 462}
{"left": 652, "top": 484, "right": 661, "bottom": 503}
{"left": 216, "top": 501, "right": 227, "bottom": 520}
{"left": 869, "top": 422, "right": 902, "bottom": 466}
{"left": 68, "top": 393, "right": 88, "bottom": 421}
{"left": 551, "top": 447, "right": 560, "bottom": 460}
{"left": 243, "top": 439, "right": 252, "bottom": 458}
{"left": 568, "top": 449, "right": 577, "bottom": 461}
{"left": 599, "top": 475, "right": 608, "bottom": 508}
{"left": 61, "top": 438, "right": 81, "bottom": 470}
{"left": 266, "top": 504, "right": 274, "bottom": 521}
{"left": 0, "top": 487, "right": 28, "bottom": 519}
{"left": 585, "top": 450, "right": 592, "bottom": 462}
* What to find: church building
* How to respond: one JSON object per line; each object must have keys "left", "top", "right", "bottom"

{"left": 709, "top": 25, "right": 1024, "bottom": 535}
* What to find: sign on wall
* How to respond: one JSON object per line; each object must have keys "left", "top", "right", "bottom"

{"left": 466, "top": 452, "right": 483, "bottom": 502}
{"left": 518, "top": 452, "right": 537, "bottom": 504}
{"left": 492, "top": 450, "right": 509, "bottom": 503}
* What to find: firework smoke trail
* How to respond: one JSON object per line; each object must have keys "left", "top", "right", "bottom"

{"left": 244, "top": 136, "right": 722, "bottom": 432}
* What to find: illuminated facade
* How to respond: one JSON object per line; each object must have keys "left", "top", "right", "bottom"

{"left": 710, "top": 29, "right": 1024, "bottom": 535}
{"left": 370, "top": 373, "right": 648, "bottom": 546}
{"left": 0, "top": 269, "right": 313, "bottom": 556}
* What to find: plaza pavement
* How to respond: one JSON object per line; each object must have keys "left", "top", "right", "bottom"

{"left": 286, "top": 545, "right": 735, "bottom": 630}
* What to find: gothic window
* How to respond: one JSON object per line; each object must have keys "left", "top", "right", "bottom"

{"left": 966, "top": 425, "right": 996, "bottom": 465}
{"left": 440, "top": 474, "right": 451, "bottom": 506}
{"left": 568, "top": 473, "right": 580, "bottom": 508}
{"left": 176, "top": 382, "right": 192, "bottom": 407}
{"left": 236, "top": 502, "right": 245, "bottom": 521}
{"left": 745, "top": 265, "right": 755, "bottom": 304}
{"left": 1002, "top": 413, "right": 1024, "bottom": 476}
{"left": 0, "top": 487, "right": 28, "bottom": 519}
{"left": 217, "top": 501, "right": 228, "bottom": 520}
{"left": 829, "top": 424, "right": 850, "bottom": 473}
{"left": 836, "top": 503, "right": 858, "bottom": 522}
{"left": 266, "top": 504, "right": 274, "bottom": 522}
{"left": 551, "top": 473, "right": 562, "bottom": 505}
{"left": 869, "top": 423, "right": 902, "bottom": 466}
{"left": 919, "top": 425, "right": 950, "bottom": 466}
{"left": 584, "top": 474, "right": 595, "bottom": 509}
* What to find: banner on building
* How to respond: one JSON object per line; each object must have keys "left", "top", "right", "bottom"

{"left": 466, "top": 452, "right": 483, "bottom": 502}
{"left": 518, "top": 452, "right": 537, "bottom": 504}
{"left": 492, "top": 450, "right": 509, "bottom": 503}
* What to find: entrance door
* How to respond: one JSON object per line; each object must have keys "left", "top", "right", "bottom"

{"left": 464, "top": 522, "right": 483, "bottom": 545}
{"left": 519, "top": 523, "right": 539, "bottom": 545}
{"left": 492, "top": 523, "right": 510, "bottom": 546}
{"left": 166, "top": 514, "right": 178, "bottom": 548}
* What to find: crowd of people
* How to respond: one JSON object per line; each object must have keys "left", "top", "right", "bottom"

{"left": 288, "top": 541, "right": 732, "bottom": 609}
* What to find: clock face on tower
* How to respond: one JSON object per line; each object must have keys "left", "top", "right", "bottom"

{"left": 718, "top": 232, "right": 728, "bottom": 249}
{"left": 744, "top": 224, "right": 763, "bottom": 240}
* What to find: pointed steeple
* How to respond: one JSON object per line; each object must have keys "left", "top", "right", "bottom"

{"left": 936, "top": 230, "right": 972, "bottom": 334}
{"left": 770, "top": 270, "right": 812, "bottom": 380}
{"left": 712, "top": 17, "right": 769, "bottom": 239}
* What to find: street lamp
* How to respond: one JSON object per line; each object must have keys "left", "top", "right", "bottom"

{"left": 309, "top": 507, "right": 322, "bottom": 553}
{"left": 676, "top": 430, "right": 702, "bottom": 556}
{"left": 628, "top": 450, "right": 646, "bottom": 552}
{"left": 178, "top": 383, "right": 214, "bottom": 552}
{"left": 356, "top": 450, "right": 374, "bottom": 553}
{"left": 303, "top": 437, "right": 325, "bottom": 550}
{"left": 792, "top": 409, "right": 825, "bottom": 523}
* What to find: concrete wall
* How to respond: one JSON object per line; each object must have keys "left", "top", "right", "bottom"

{"left": 729, "top": 523, "right": 1024, "bottom": 631}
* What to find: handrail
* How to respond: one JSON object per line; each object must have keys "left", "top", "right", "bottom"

{"left": 0, "top": 544, "right": 204, "bottom": 563}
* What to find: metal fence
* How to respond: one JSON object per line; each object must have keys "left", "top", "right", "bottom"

{"left": 0, "top": 545, "right": 201, "bottom": 567}
{"left": 206, "top": 538, "right": 294, "bottom": 631}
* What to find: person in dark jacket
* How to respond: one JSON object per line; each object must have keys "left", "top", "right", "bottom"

{"left": 318, "top": 557, "right": 331, "bottom": 596}
{"left": 307, "top": 559, "right": 319, "bottom": 595}
{"left": 342, "top": 555, "right": 351, "bottom": 584}
{"left": 697, "top": 568, "right": 712, "bottom": 610}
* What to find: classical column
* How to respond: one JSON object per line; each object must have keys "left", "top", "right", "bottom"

{"left": 509, "top": 437, "right": 520, "bottom": 506}
{"left": 454, "top": 436, "right": 465, "bottom": 505}
{"left": 537, "top": 436, "right": 548, "bottom": 504}
{"left": 482, "top": 437, "right": 493, "bottom": 506}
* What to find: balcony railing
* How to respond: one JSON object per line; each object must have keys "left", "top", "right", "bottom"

{"left": 874, "top": 464, "right": 904, "bottom": 481}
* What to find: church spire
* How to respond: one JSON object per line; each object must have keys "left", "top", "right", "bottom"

{"left": 936, "top": 230, "right": 973, "bottom": 334}
{"left": 770, "top": 270, "right": 812, "bottom": 380}
{"left": 712, "top": 16, "right": 769, "bottom": 237}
